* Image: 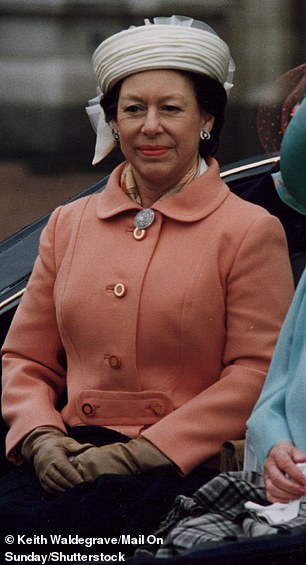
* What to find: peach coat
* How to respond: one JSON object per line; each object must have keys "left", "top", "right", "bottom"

{"left": 1, "top": 159, "right": 294, "bottom": 474}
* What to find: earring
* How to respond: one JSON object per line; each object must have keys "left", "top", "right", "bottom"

{"left": 200, "top": 129, "right": 211, "bottom": 141}
{"left": 112, "top": 130, "right": 120, "bottom": 143}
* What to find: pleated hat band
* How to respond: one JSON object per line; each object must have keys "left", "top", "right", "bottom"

{"left": 93, "top": 23, "right": 232, "bottom": 94}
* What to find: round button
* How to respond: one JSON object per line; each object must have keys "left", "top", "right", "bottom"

{"left": 150, "top": 402, "right": 164, "bottom": 416}
{"left": 133, "top": 228, "right": 146, "bottom": 241}
{"left": 114, "top": 282, "right": 126, "bottom": 298}
{"left": 82, "top": 403, "right": 94, "bottom": 416}
{"left": 109, "top": 355, "right": 121, "bottom": 369}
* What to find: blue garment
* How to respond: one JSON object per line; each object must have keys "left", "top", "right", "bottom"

{"left": 280, "top": 96, "right": 306, "bottom": 212}
{"left": 247, "top": 267, "right": 306, "bottom": 468}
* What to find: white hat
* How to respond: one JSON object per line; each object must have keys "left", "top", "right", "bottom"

{"left": 86, "top": 15, "right": 235, "bottom": 165}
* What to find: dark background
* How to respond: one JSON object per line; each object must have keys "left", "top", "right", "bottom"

{"left": 1, "top": 0, "right": 306, "bottom": 239}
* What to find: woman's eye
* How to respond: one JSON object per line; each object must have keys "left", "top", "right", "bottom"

{"left": 162, "top": 105, "right": 181, "bottom": 113}
{"left": 124, "top": 105, "right": 144, "bottom": 113}
{"left": 122, "top": 104, "right": 182, "bottom": 115}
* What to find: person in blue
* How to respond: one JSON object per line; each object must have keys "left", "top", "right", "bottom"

{"left": 247, "top": 95, "right": 306, "bottom": 504}
{"left": 230, "top": 63, "right": 306, "bottom": 284}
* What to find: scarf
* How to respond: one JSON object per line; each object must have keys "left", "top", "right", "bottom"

{"left": 120, "top": 159, "right": 207, "bottom": 206}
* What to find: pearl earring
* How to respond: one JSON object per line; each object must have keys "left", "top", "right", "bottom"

{"left": 200, "top": 129, "right": 211, "bottom": 141}
{"left": 112, "top": 130, "right": 120, "bottom": 143}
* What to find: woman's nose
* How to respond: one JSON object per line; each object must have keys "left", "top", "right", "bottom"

{"left": 141, "top": 108, "right": 163, "bottom": 135}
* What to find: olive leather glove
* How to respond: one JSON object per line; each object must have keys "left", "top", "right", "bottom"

{"left": 21, "top": 426, "right": 93, "bottom": 493}
{"left": 71, "top": 437, "right": 173, "bottom": 482}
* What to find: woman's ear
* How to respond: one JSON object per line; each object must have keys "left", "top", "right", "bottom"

{"left": 202, "top": 113, "right": 215, "bottom": 133}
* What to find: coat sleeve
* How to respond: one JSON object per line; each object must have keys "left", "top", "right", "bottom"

{"left": 247, "top": 268, "right": 306, "bottom": 469}
{"left": 1, "top": 206, "right": 69, "bottom": 462}
{"left": 142, "top": 214, "right": 295, "bottom": 474}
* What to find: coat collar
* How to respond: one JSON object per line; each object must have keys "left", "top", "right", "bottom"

{"left": 96, "top": 158, "right": 229, "bottom": 223}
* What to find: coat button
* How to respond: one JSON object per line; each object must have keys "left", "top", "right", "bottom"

{"left": 104, "top": 354, "right": 122, "bottom": 369}
{"left": 133, "top": 227, "right": 146, "bottom": 241}
{"left": 109, "top": 355, "right": 121, "bottom": 369}
{"left": 150, "top": 402, "right": 164, "bottom": 416}
{"left": 114, "top": 282, "right": 126, "bottom": 298}
{"left": 82, "top": 403, "right": 95, "bottom": 416}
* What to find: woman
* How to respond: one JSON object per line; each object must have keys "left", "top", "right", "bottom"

{"left": 247, "top": 96, "right": 306, "bottom": 505}
{"left": 0, "top": 15, "right": 293, "bottom": 543}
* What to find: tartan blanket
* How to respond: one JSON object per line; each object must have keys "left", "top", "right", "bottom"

{"left": 136, "top": 471, "right": 306, "bottom": 559}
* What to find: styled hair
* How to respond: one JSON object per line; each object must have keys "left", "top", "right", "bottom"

{"left": 183, "top": 71, "right": 227, "bottom": 157}
{"left": 101, "top": 70, "right": 227, "bottom": 158}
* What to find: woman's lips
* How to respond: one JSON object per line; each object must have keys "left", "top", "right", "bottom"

{"left": 138, "top": 145, "right": 170, "bottom": 157}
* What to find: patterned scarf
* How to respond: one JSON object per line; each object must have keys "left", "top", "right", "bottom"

{"left": 120, "top": 160, "right": 202, "bottom": 205}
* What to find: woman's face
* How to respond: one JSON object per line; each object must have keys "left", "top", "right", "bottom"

{"left": 113, "top": 69, "right": 214, "bottom": 194}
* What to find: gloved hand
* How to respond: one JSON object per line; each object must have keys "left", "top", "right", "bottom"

{"left": 71, "top": 437, "right": 173, "bottom": 482}
{"left": 21, "top": 426, "right": 94, "bottom": 493}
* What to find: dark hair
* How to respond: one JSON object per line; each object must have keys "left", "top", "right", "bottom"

{"left": 181, "top": 71, "right": 227, "bottom": 157}
{"left": 101, "top": 81, "right": 122, "bottom": 124}
{"left": 101, "top": 70, "right": 227, "bottom": 158}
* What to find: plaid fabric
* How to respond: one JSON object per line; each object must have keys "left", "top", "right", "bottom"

{"left": 135, "top": 471, "right": 306, "bottom": 559}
